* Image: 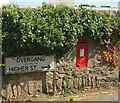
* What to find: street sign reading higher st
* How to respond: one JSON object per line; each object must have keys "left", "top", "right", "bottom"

{"left": 5, "top": 55, "right": 55, "bottom": 74}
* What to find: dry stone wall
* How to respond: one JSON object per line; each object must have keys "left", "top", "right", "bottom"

{"left": 2, "top": 39, "right": 119, "bottom": 97}
{"left": 2, "top": 8, "right": 119, "bottom": 97}
{"left": 2, "top": 72, "right": 47, "bottom": 97}
{"left": 54, "top": 39, "right": 118, "bottom": 92}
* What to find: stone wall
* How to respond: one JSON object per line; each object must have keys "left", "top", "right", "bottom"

{"left": 2, "top": 72, "right": 47, "bottom": 97}
{"left": 2, "top": 39, "right": 119, "bottom": 97}
{"left": 54, "top": 39, "right": 118, "bottom": 91}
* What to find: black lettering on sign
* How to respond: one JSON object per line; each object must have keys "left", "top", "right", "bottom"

{"left": 16, "top": 58, "right": 20, "bottom": 63}
{"left": 14, "top": 67, "right": 19, "bottom": 71}
{"left": 41, "top": 65, "right": 51, "bottom": 70}
{"left": 9, "top": 67, "right": 13, "bottom": 72}
{"left": 30, "top": 65, "right": 36, "bottom": 71}
{"left": 20, "top": 66, "right": 29, "bottom": 71}
{"left": 39, "top": 57, "right": 45, "bottom": 61}
{"left": 26, "top": 57, "right": 31, "bottom": 62}
{"left": 23, "top": 57, "right": 27, "bottom": 62}
{"left": 33, "top": 57, "right": 38, "bottom": 62}
{"left": 9, "top": 66, "right": 29, "bottom": 72}
{"left": 25, "top": 66, "right": 29, "bottom": 71}
{"left": 15, "top": 56, "right": 45, "bottom": 63}
{"left": 29, "top": 57, "right": 34, "bottom": 62}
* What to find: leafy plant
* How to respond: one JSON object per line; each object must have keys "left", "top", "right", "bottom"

{"left": 2, "top": 3, "right": 120, "bottom": 65}
{"left": 70, "top": 88, "right": 77, "bottom": 94}
{"left": 69, "top": 98, "right": 74, "bottom": 101}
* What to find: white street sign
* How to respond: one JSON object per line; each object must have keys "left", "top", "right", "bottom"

{"left": 5, "top": 55, "right": 55, "bottom": 74}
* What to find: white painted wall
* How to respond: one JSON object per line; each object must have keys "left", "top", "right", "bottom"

{"left": 49, "top": 0, "right": 74, "bottom": 6}
{"left": 0, "top": 0, "right": 9, "bottom": 7}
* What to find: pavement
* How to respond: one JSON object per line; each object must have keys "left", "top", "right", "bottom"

{"left": 49, "top": 87, "right": 118, "bottom": 101}
{"left": 10, "top": 87, "right": 118, "bottom": 102}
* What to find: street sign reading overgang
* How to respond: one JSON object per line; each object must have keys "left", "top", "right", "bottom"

{"left": 5, "top": 55, "right": 55, "bottom": 74}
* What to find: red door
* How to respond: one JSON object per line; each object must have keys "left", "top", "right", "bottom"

{"left": 76, "top": 43, "right": 88, "bottom": 68}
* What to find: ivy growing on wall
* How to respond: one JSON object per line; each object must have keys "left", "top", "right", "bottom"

{"left": 2, "top": 3, "right": 120, "bottom": 65}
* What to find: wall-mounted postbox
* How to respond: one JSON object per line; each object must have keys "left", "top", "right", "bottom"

{"left": 76, "top": 37, "right": 88, "bottom": 68}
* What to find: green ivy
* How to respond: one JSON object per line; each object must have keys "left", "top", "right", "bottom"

{"left": 2, "top": 3, "right": 120, "bottom": 59}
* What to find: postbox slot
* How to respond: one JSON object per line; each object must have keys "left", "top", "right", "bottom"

{"left": 79, "top": 42, "right": 88, "bottom": 43}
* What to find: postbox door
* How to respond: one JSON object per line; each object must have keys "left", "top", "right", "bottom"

{"left": 76, "top": 43, "right": 88, "bottom": 68}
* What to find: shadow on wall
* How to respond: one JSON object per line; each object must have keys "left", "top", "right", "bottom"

{"left": 55, "top": 38, "right": 118, "bottom": 92}
{"left": 2, "top": 38, "right": 119, "bottom": 97}
{"left": 2, "top": 70, "right": 48, "bottom": 97}
{"left": 87, "top": 38, "right": 116, "bottom": 68}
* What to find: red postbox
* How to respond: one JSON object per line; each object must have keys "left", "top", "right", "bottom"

{"left": 76, "top": 37, "right": 88, "bottom": 68}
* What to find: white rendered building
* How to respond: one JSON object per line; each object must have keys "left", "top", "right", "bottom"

{"left": 49, "top": 0, "right": 74, "bottom": 6}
